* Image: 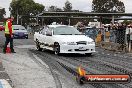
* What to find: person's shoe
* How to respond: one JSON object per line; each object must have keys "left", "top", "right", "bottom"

{"left": 11, "top": 51, "right": 16, "bottom": 53}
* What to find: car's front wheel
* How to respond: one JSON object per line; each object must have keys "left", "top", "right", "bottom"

{"left": 54, "top": 42, "right": 60, "bottom": 55}
{"left": 36, "top": 40, "right": 42, "bottom": 51}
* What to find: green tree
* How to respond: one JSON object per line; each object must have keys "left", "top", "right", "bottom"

{"left": 48, "top": 6, "right": 56, "bottom": 12}
{"left": 48, "top": 6, "right": 62, "bottom": 12}
{"left": 122, "top": 20, "right": 132, "bottom": 25}
{"left": 56, "top": 8, "right": 63, "bottom": 12}
{"left": 92, "top": 0, "right": 125, "bottom": 13}
{"left": 10, "top": 0, "right": 44, "bottom": 25}
{"left": 0, "top": 8, "right": 6, "bottom": 20}
{"left": 63, "top": 0, "right": 72, "bottom": 12}
{"left": 92, "top": 0, "right": 125, "bottom": 23}
{"left": 33, "top": 3, "right": 45, "bottom": 15}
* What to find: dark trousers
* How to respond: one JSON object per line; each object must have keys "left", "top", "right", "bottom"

{"left": 3, "top": 34, "right": 14, "bottom": 52}
{"left": 127, "top": 34, "right": 132, "bottom": 49}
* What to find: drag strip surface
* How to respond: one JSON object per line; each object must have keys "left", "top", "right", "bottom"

{"left": 30, "top": 49, "right": 132, "bottom": 88}
{"left": 1, "top": 31, "right": 131, "bottom": 88}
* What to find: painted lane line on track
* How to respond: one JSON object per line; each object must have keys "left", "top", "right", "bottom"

{"left": 32, "top": 54, "right": 49, "bottom": 69}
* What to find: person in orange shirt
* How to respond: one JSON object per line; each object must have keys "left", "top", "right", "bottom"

{"left": 3, "top": 16, "right": 16, "bottom": 53}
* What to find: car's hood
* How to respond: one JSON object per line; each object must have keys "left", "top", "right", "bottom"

{"left": 14, "top": 30, "right": 27, "bottom": 33}
{"left": 53, "top": 35, "right": 94, "bottom": 42}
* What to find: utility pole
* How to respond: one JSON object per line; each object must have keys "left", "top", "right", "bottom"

{"left": 36, "top": 11, "right": 39, "bottom": 25}
{"left": 21, "top": 17, "right": 22, "bottom": 25}
{"left": 37, "top": 16, "right": 38, "bottom": 25}
{"left": 112, "top": 6, "right": 116, "bottom": 24}
{"left": 100, "top": 16, "right": 102, "bottom": 28}
{"left": 68, "top": 18, "right": 71, "bottom": 25}
{"left": 112, "top": 16, "right": 115, "bottom": 24}
{"left": 42, "top": 18, "right": 44, "bottom": 26}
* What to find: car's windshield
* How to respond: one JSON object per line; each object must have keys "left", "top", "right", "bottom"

{"left": 53, "top": 26, "right": 82, "bottom": 35}
{"left": 14, "top": 29, "right": 26, "bottom": 30}
{"left": 13, "top": 25, "right": 26, "bottom": 30}
{"left": 20, "top": 29, "right": 26, "bottom": 30}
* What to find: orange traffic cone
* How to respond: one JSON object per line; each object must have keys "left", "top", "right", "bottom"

{"left": 6, "top": 43, "right": 11, "bottom": 53}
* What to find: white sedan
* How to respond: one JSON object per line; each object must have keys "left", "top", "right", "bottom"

{"left": 34, "top": 25, "right": 95, "bottom": 55}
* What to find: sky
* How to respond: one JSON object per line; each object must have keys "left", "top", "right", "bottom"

{"left": 0, "top": 0, "right": 132, "bottom": 17}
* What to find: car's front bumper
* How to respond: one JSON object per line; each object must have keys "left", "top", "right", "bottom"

{"left": 59, "top": 44, "right": 95, "bottom": 54}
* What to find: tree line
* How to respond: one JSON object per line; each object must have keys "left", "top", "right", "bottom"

{"left": 0, "top": 0, "right": 125, "bottom": 25}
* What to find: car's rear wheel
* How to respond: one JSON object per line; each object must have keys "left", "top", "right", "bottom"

{"left": 36, "top": 40, "right": 42, "bottom": 51}
{"left": 54, "top": 42, "right": 60, "bottom": 55}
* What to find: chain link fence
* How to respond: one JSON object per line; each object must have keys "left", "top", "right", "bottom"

{"left": 95, "top": 26, "right": 132, "bottom": 52}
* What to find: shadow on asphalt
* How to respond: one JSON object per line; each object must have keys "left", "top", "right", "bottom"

{"left": 62, "top": 54, "right": 94, "bottom": 57}
{"left": 34, "top": 49, "right": 94, "bottom": 57}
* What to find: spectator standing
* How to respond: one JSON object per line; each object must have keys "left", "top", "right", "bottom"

{"left": 126, "top": 24, "right": 132, "bottom": 51}
{"left": 3, "top": 16, "right": 16, "bottom": 53}
{"left": 116, "top": 23, "right": 126, "bottom": 50}
{"left": 126, "top": 25, "right": 131, "bottom": 46}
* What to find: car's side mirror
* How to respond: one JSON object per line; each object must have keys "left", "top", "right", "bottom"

{"left": 39, "top": 31, "right": 42, "bottom": 34}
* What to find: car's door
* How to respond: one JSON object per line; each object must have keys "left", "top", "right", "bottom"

{"left": 45, "top": 28, "right": 54, "bottom": 47}
{"left": 41, "top": 28, "right": 47, "bottom": 44}
{"left": 37, "top": 30, "right": 43, "bottom": 43}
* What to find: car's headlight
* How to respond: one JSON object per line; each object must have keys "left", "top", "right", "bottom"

{"left": 87, "top": 41, "right": 95, "bottom": 44}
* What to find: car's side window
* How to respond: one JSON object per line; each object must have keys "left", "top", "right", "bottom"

{"left": 45, "top": 28, "right": 52, "bottom": 36}
{"left": 45, "top": 30, "right": 50, "bottom": 34}
{"left": 42, "top": 27, "right": 49, "bottom": 35}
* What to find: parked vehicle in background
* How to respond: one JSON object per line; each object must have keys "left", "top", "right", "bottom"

{"left": 88, "top": 22, "right": 101, "bottom": 28}
{"left": 13, "top": 25, "right": 28, "bottom": 39}
{"left": 34, "top": 25, "right": 95, "bottom": 55}
{"left": 83, "top": 27, "right": 98, "bottom": 41}
{"left": 0, "top": 25, "right": 5, "bottom": 31}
